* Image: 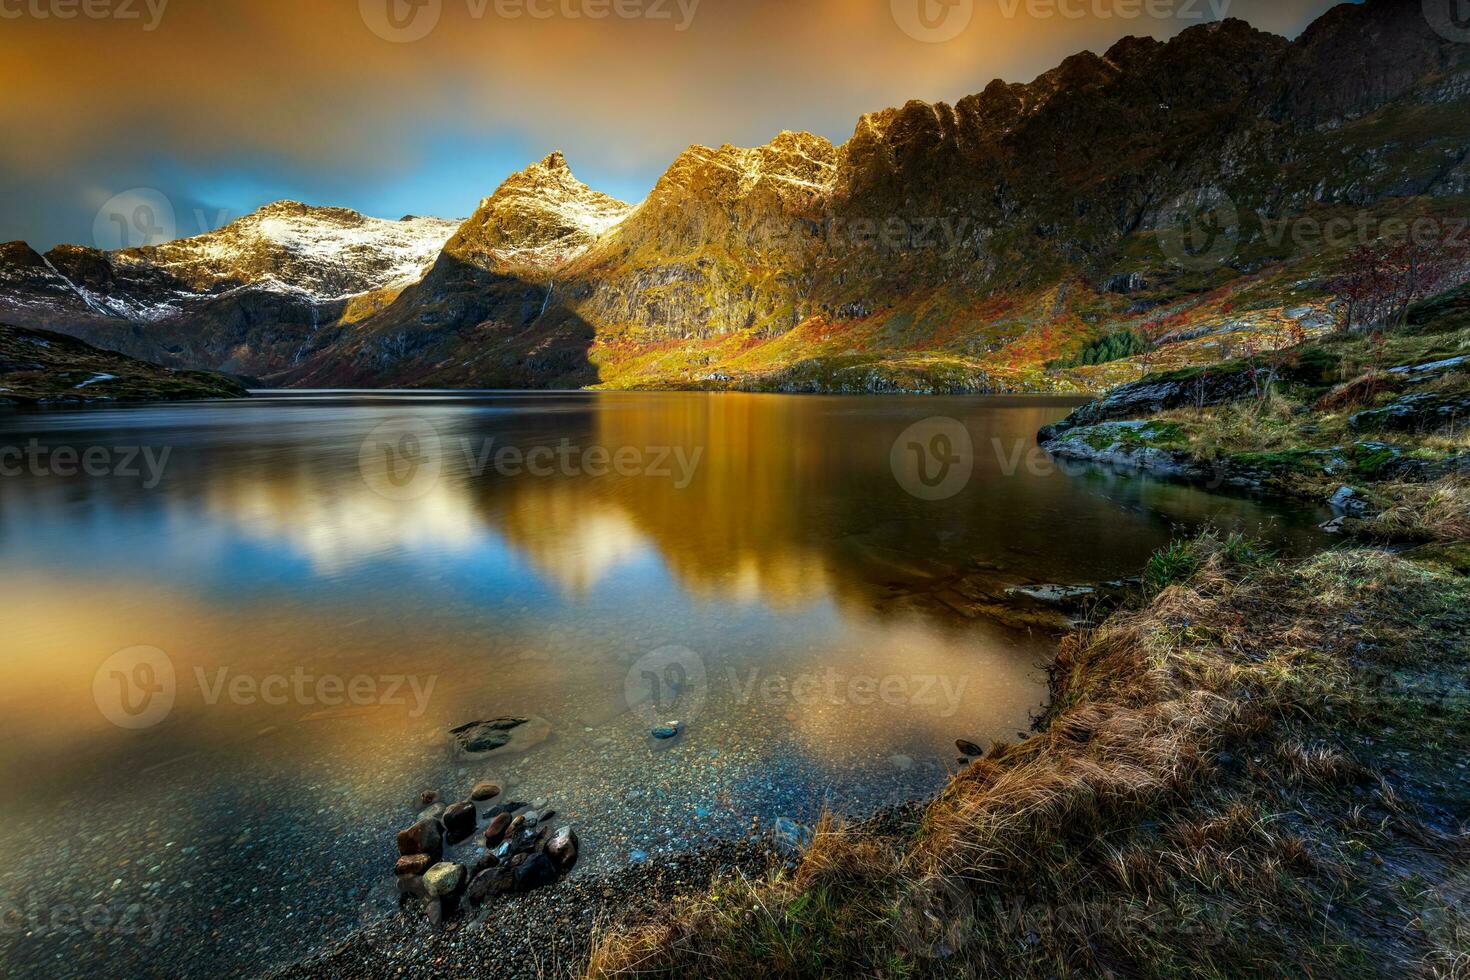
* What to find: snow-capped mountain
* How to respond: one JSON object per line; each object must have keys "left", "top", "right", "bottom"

{"left": 0, "top": 203, "right": 457, "bottom": 375}
{"left": 4, "top": 0, "right": 1469, "bottom": 391}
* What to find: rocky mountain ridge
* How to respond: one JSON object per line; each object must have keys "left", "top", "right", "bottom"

{"left": 3, "top": 0, "right": 1468, "bottom": 391}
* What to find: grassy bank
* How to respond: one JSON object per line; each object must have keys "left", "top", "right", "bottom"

{"left": 585, "top": 519, "right": 1469, "bottom": 978}
{"left": 0, "top": 322, "right": 250, "bottom": 406}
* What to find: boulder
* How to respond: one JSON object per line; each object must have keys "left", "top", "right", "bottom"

{"left": 396, "top": 817, "right": 443, "bottom": 860}
{"left": 1350, "top": 392, "right": 1470, "bottom": 433}
{"left": 395, "top": 853, "right": 433, "bottom": 877}
{"left": 651, "top": 720, "right": 684, "bottom": 739}
{"left": 466, "top": 867, "right": 514, "bottom": 905}
{"left": 484, "top": 812, "right": 513, "bottom": 845}
{"left": 422, "top": 862, "right": 464, "bottom": 898}
{"left": 442, "top": 802, "right": 477, "bottom": 843}
{"left": 546, "top": 826, "right": 579, "bottom": 871}
{"left": 513, "top": 853, "right": 559, "bottom": 892}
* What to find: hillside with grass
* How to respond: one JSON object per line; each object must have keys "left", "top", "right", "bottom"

{"left": 0, "top": 323, "right": 250, "bottom": 406}
{"left": 577, "top": 299, "right": 1470, "bottom": 977}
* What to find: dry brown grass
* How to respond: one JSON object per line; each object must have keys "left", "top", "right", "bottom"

{"left": 585, "top": 542, "right": 1470, "bottom": 979}
{"left": 1315, "top": 369, "right": 1401, "bottom": 412}
{"left": 1355, "top": 476, "right": 1470, "bottom": 542}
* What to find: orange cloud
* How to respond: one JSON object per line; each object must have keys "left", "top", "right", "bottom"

{"left": 0, "top": 0, "right": 1337, "bottom": 189}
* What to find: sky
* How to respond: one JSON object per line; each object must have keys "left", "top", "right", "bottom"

{"left": 0, "top": 0, "right": 1345, "bottom": 250}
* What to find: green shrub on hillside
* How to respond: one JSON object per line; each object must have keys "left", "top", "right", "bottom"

{"left": 1049, "top": 329, "right": 1151, "bottom": 369}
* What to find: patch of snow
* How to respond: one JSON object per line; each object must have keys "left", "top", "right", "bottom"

{"left": 75, "top": 373, "right": 117, "bottom": 388}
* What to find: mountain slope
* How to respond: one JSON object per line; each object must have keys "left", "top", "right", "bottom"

{"left": 5, "top": 0, "right": 1469, "bottom": 393}
{"left": 0, "top": 205, "right": 456, "bottom": 376}
{"left": 0, "top": 323, "right": 249, "bottom": 405}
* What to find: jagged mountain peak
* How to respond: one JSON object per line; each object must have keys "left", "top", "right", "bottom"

{"left": 444, "top": 152, "right": 633, "bottom": 271}
{"left": 646, "top": 131, "right": 837, "bottom": 209}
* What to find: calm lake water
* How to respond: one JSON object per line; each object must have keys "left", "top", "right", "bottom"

{"left": 0, "top": 391, "right": 1326, "bottom": 977}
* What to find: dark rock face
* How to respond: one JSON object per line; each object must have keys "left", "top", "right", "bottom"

{"left": 1040, "top": 370, "right": 1257, "bottom": 439}
{"left": 1350, "top": 392, "right": 1470, "bottom": 432}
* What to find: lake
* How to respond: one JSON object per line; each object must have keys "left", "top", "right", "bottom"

{"left": 0, "top": 391, "right": 1326, "bottom": 977}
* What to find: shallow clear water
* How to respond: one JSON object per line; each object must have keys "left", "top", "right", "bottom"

{"left": 0, "top": 391, "right": 1325, "bottom": 977}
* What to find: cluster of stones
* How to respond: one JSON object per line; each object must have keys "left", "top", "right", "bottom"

{"left": 392, "top": 779, "right": 579, "bottom": 925}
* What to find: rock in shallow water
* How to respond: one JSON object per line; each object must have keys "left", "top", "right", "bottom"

{"left": 955, "top": 738, "right": 984, "bottom": 757}
{"left": 396, "top": 818, "right": 443, "bottom": 860}
{"left": 470, "top": 780, "right": 501, "bottom": 802}
{"left": 449, "top": 716, "right": 552, "bottom": 759}
{"left": 484, "top": 812, "right": 512, "bottom": 844}
{"left": 443, "top": 802, "right": 476, "bottom": 843}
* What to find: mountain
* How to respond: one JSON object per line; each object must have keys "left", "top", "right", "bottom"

{"left": 0, "top": 323, "right": 248, "bottom": 405}
{"left": 0, "top": 205, "right": 456, "bottom": 377}
{"left": 4, "top": 0, "right": 1469, "bottom": 392}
